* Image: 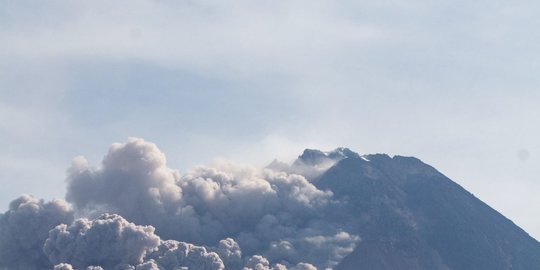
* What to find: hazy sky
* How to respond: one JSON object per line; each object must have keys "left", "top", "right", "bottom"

{"left": 1, "top": 0, "right": 539, "bottom": 239}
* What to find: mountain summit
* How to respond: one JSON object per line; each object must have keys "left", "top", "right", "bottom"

{"left": 289, "top": 148, "right": 540, "bottom": 270}
{"left": 294, "top": 147, "right": 360, "bottom": 166}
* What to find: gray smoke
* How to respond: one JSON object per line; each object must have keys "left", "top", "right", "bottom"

{"left": 242, "top": 255, "right": 317, "bottom": 270}
{"left": 145, "top": 240, "right": 224, "bottom": 270}
{"left": 133, "top": 261, "right": 159, "bottom": 270}
{"left": 0, "top": 195, "right": 74, "bottom": 270}
{"left": 43, "top": 213, "right": 160, "bottom": 269}
{"left": 53, "top": 264, "right": 105, "bottom": 270}
{"left": 213, "top": 238, "right": 243, "bottom": 269}
{"left": 65, "top": 138, "right": 182, "bottom": 228}
{"left": 0, "top": 138, "right": 362, "bottom": 269}
{"left": 46, "top": 223, "right": 314, "bottom": 270}
{"left": 64, "top": 138, "right": 357, "bottom": 268}
{"left": 53, "top": 263, "right": 74, "bottom": 270}
{"left": 294, "top": 263, "right": 317, "bottom": 270}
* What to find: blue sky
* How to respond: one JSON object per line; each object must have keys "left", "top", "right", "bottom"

{"left": 1, "top": 0, "right": 540, "bottom": 238}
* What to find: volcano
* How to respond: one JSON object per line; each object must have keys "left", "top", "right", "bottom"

{"left": 292, "top": 148, "right": 540, "bottom": 270}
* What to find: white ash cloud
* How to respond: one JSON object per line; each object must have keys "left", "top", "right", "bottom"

{"left": 0, "top": 195, "right": 74, "bottom": 270}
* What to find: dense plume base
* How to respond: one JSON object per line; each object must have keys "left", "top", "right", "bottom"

{"left": 0, "top": 138, "right": 358, "bottom": 269}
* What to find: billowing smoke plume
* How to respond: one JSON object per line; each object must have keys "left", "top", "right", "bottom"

{"left": 65, "top": 138, "right": 182, "bottom": 230}
{"left": 53, "top": 263, "right": 75, "bottom": 270}
{"left": 0, "top": 195, "right": 74, "bottom": 270}
{"left": 43, "top": 214, "right": 160, "bottom": 269}
{"left": 1, "top": 138, "right": 361, "bottom": 269}
{"left": 66, "top": 138, "right": 331, "bottom": 245}
{"left": 53, "top": 264, "right": 104, "bottom": 270}
{"left": 144, "top": 240, "right": 224, "bottom": 270}
{"left": 64, "top": 138, "right": 357, "bottom": 267}
{"left": 44, "top": 221, "right": 314, "bottom": 270}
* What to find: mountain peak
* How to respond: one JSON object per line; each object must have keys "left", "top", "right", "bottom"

{"left": 295, "top": 147, "right": 360, "bottom": 166}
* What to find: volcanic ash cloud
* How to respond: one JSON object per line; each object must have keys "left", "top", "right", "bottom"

{"left": 1, "top": 138, "right": 359, "bottom": 269}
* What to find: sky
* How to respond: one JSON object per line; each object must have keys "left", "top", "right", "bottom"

{"left": 1, "top": 0, "right": 539, "bottom": 240}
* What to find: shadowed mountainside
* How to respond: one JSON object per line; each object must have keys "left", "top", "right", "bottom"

{"left": 293, "top": 149, "right": 540, "bottom": 270}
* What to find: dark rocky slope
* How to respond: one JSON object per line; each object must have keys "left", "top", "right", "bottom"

{"left": 295, "top": 149, "right": 540, "bottom": 270}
